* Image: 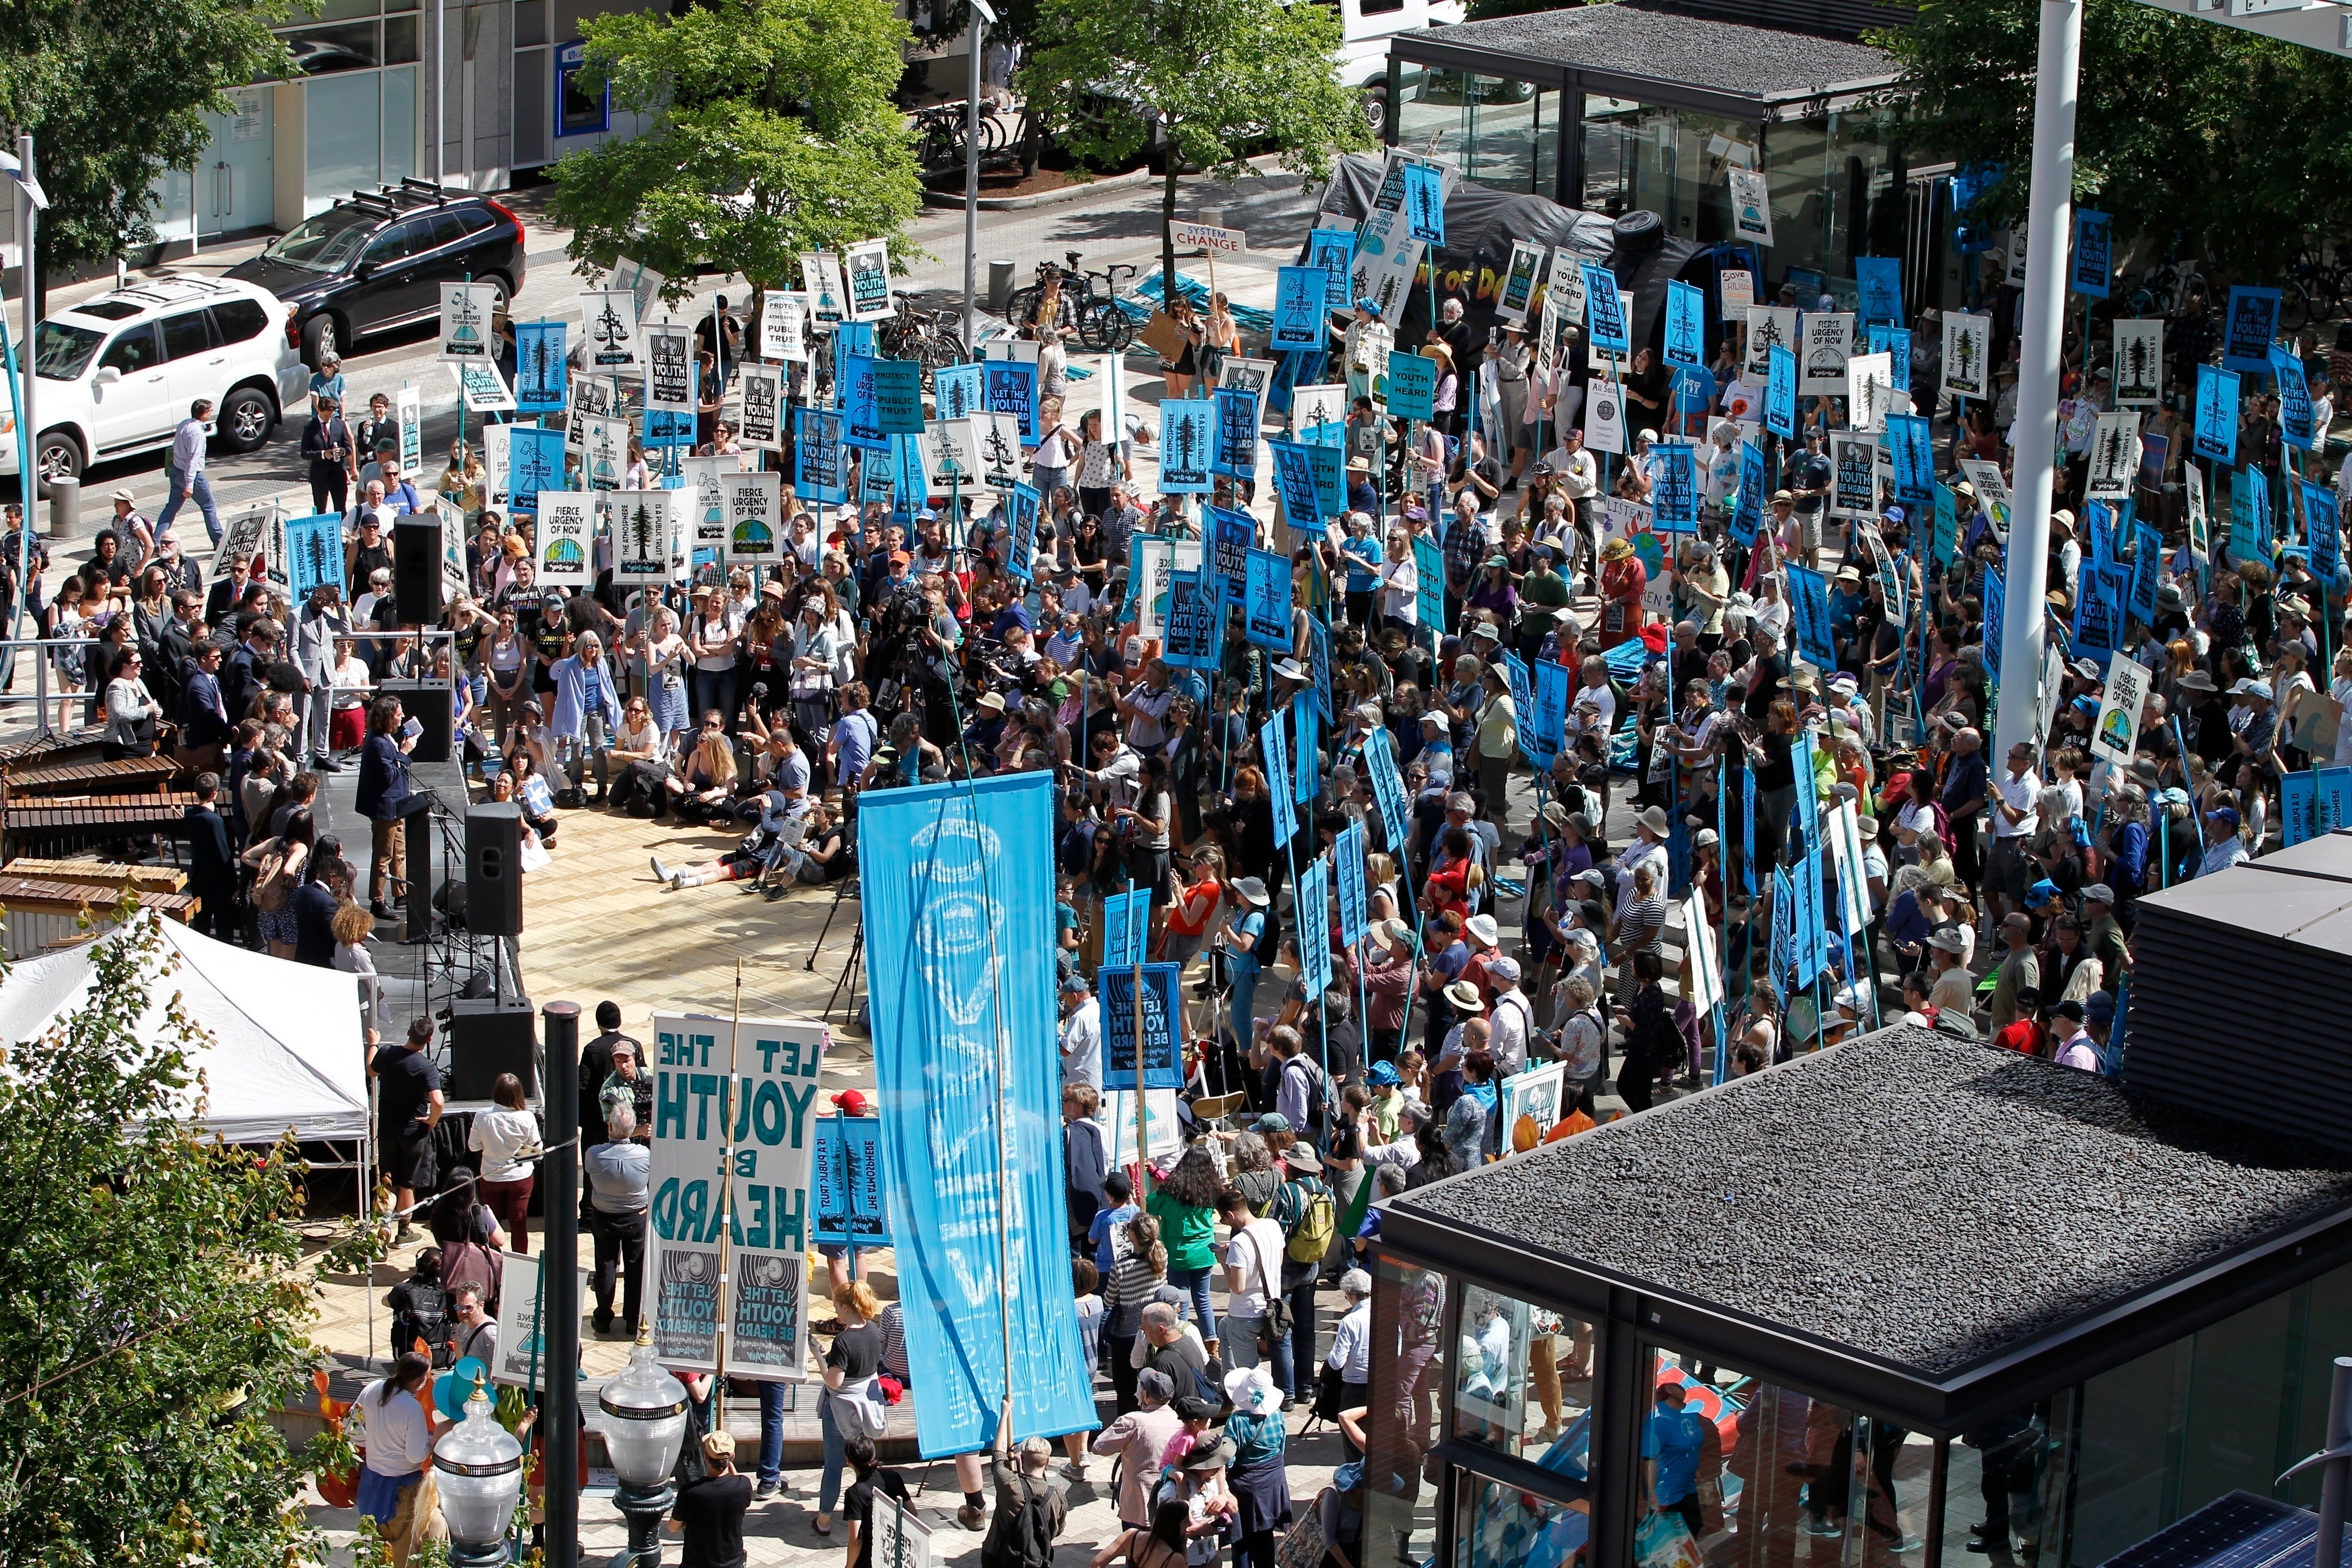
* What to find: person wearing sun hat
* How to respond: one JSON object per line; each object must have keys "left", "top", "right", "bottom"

{"left": 1598, "top": 534, "right": 1647, "bottom": 649}
{"left": 1213, "top": 875, "right": 1274, "bottom": 1038}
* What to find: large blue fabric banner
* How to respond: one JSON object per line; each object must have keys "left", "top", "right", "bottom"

{"left": 858, "top": 773, "right": 1096, "bottom": 1454}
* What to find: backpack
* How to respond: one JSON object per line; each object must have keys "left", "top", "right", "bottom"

{"left": 1278, "top": 1179, "right": 1336, "bottom": 1265}
{"left": 1282, "top": 1056, "right": 1327, "bottom": 1137}
{"left": 992, "top": 1473, "right": 1058, "bottom": 1568}
{"left": 396, "top": 1280, "right": 455, "bottom": 1368}
{"left": 441, "top": 1239, "right": 504, "bottom": 1318}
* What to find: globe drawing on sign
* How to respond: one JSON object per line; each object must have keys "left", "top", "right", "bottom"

{"left": 544, "top": 536, "right": 585, "bottom": 567}
{"left": 734, "top": 518, "right": 774, "bottom": 551}
{"left": 2099, "top": 706, "right": 2134, "bottom": 754}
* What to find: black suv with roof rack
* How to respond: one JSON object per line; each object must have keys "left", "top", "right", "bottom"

{"left": 227, "top": 178, "right": 528, "bottom": 371}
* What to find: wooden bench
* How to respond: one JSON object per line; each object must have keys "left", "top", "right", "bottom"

{"left": 2, "top": 754, "right": 180, "bottom": 795}
{"left": 0, "top": 874, "right": 197, "bottom": 958}
{"left": 0, "top": 857, "right": 186, "bottom": 893}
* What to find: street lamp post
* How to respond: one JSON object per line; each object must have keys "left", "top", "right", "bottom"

{"left": 599, "top": 1325, "right": 691, "bottom": 1568}
{"left": 1992, "top": 0, "right": 2081, "bottom": 761}
{"left": 5, "top": 134, "right": 47, "bottom": 656}
{"left": 434, "top": 1373, "right": 526, "bottom": 1568}
{"left": 962, "top": 0, "right": 999, "bottom": 352}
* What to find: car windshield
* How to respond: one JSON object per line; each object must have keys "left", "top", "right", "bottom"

{"left": 33, "top": 320, "right": 104, "bottom": 381}
{"left": 260, "top": 209, "right": 373, "bottom": 273}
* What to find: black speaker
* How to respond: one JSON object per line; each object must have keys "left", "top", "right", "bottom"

{"left": 393, "top": 514, "right": 443, "bottom": 625}
{"left": 402, "top": 794, "right": 435, "bottom": 942}
{"left": 446, "top": 996, "right": 536, "bottom": 1101}
{"left": 382, "top": 677, "right": 453, "bottom": 763}
{"left": 465, "top": 804, "right": 524, "bottom": 937}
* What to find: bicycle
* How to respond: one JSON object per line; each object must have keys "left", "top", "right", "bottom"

{"left": 875, "top": 292, "right": 968, "bottom": 381}
{"left": 909, "top": 100, "right": 1008, "bottom": 174}
{"left": 2279, "top": 243, "right": 2352, "bottom": 333}
{"left": 1005, "top": 250, "right": 1137, "bottom": 352}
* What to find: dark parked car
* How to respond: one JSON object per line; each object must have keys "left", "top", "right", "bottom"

{"left": 229, "top": 179, "right": 528, "bottom": 369}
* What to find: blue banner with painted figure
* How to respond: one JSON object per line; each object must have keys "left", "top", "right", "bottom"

{"left": 1732, "top": 441, "right": 1768, "bottom": 546}
{"left": 1584, "top": 264, "right": 1628, "bottom": 353}
{"left": 510, "top": 426, "right": 567, "bottom": 515}
{"left": 515, "top": 321, "right": 568, "bottom": 412}
{"left": 1272, "top": 266, "right": 1329, "bottom": 353}
{"left": 985, "top": 359, "right": 1041, "bottom": 444}
{"left": 858, "top": 771, "right": 1097, "bottom": 1455}
{"left": 1101, "top": 963, "right": 1184, "bottom": 1089}
{"left": 2223, "top": 286, "right": 2282, "bottom": 376}
{"left": 1652, "top": 443, "right": 1699, "bottom": 532}
{"left": 2194, "top": 364, "right": 2240, "bottom": 464}
{"left": 795, "top": 405, "right": 847, "bottom": 505}
{"left": 1160, "top": 399, "right": 1215, "bottom": 492}
{"left": 1663, "top": 279, "right": 1705, "bottom": 368}
{"left": 1297, "top": 855, "right": 1333, "bottom": 997}
{"left": 933, "top": 362, "right": 984, "bottom": 422}
{"left": 1854, "top": 257, "right": 1903, "bottom": 326}
{"left": 285, "top": 512, "right": 346, "bottom": 602}
{"left": 1306, "top": 228, "right": 1355, "bottom": 309}
{"left": 813, "top": 1115, "right": 890, "bottom": 1248}
{"left": 1269, "top": 439, "right": 1322, "bottom": 534}
{"left": 2273, "top": 347, "right": 2315, "bottom": 451}
{"left": 1363, "top": 724, "right": 1408, "bottom": 850}
{"left": 1244, "top": 547, "right": 1292, "bottom": 650}
{"left": 1886, "top": 413, "right": 1935, "bottom": 504}
{"left": 2070, "top": 212, "right": 2112, "bottom": 299}
{"left": 1334, "top": 820, "right": 1367, "bottom": 949}
{"left": 1402, "top": 162, "right": 1445, "bottom": 244}
{"left": 1785, "top": 563, "right": 1836, "bottom": 671}
{"left": 1764, "top": 344, "right": 1797, "bottom": 439}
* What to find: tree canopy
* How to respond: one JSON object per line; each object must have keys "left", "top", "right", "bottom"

{"left": 1871, "top": 0, "right": 2352, "bottom": 281}
{"left": 0, "top": 913, "right": 325, "bottom": 1565}
{"left": 550, "top": 0, "right": 924, "bottom": 302}
{"left": 0, "top": 0, "right": 295, "bottom": 283}
{"left": 1020, "top": 0, "right": 1370, "bottom": 298}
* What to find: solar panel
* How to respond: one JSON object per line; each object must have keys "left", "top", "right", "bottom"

{"left": 2096, "top": 1491, "right": 2349, "bottom": 1568}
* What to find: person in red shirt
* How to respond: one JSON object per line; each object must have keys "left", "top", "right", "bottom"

{"left": 1992, "top": 985, "right": 2049, "bottom": 1057}
{"left": 1598, "top": 536, "right": 1647, "bottom": 648}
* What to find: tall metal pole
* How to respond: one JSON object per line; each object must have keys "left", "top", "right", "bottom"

{"left": 540, "top": 1000, "right": 582, "bottom": 1568}
{"left": 962, "top": 13, "right": 985, "bottom": 352}
{"left": 2318, "top": 1356, "right": 2352, "bottom": 1568}
{"left": 16, "top": 133, "right": 37, "bottom": 665}
{"left": 434, "top": 0, "right": 447, "bottom": 186}
{"left": 1992, "top": 0, "right": 2079, "bottom": 761}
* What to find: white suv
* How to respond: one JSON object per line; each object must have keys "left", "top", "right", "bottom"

{"left": 15, "top": 273, "right": 307, "bottom": 488}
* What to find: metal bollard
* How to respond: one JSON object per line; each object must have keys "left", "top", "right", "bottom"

{"left": 46, "top": 477, "right": 79, "bottom": 540}
{"left": 988, "top": 259, "right": 1016, "bottom": 316}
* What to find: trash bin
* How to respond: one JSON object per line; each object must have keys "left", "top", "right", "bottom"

{"left": 988, "top": 259, "right": 1016, "bottom": 317}
{"left": 45, "top": 477, "right": 79, "bottom": 541}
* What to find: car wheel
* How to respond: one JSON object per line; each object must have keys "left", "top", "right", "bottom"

{"left": 34, "top": 429, "right": 83, "bottom": 497}
{"left": 480, "top": 275, "right": 514, "bottom": 316}
{"left": 301, "top": 313, "right": 341, "bottom": 372}
{"left": 219, "top": 386, "right": 276, "bottom": 453}
{"left": 1361, "top": 89, "right": 1387, "bottom": 138}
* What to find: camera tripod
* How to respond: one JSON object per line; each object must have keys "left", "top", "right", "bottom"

{"left": 805, "top": 874, "right": 864, "bottom": 1025}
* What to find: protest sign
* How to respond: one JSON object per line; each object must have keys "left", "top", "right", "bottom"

{"left": 813, "top": 1115, "right": 889, "bottom": 1249}
{"left": 2070, "top": 211, "right": 2112, "bottom": 298}
{"left": 1498, "top": 240, "right": 1545, "bottom": 323}
{"left": 759, "top": 290, "right": 808, "bottom": 363}
{"left": 1160, "top": 400, "right": 1214, "bottom": 491}
{"left": 1163, "top": 568, "right": 1217, "bottom": 668}
{"left": 984, "top": 359, "right": 1040, "bottom": 444}
{"left": 1801, "top": 312, "right": 1854, "bottom": 396}
{"left": 1307, "top": 228, "right": 1355, "bottom": 310}
{"left": 1663, "top": 279, "right": 1705, "bottom": 368}
{"left": 438, "top": 280, "right": 496, "bottom": 361}
{"left": 2086, "top": 412, "right": 2143, "bottom": 502}
{"left": 1245, "top": 547, "right": 1291, "bottom": 650}
{"left": 514, "top": 321, "right": 567, "bottom": 412}
{"left": 2092, "top": 651, "right": 2150, "bottom": 764}
{"left": 1386, "top": 351, "right": 1437, "bottom": 421}
{"left": 1854, "top": 257, "right": 1903, "bottom": 325}
{"left": 799, "top": 252, "right": 847, "bottom": 323}
{"left": 2114, "top": 320, "right": 2163, "bottom": 406}
{"left": 1215, "top": 385, "right": 1261, "bottom": 479}
{"left": 1746, "top": 305, "right": 1798, "bottom": 378}
{"left": 612, "top": 490, "right": 676, "bottom": 584}
{"left": 1402, "top": 162, "right": 1445, "bottom": 243}
{"left": 794, "top": 406, "right": 847, "bottom": 506}
{"left": 2274, "top": 347, "right": 2315, "bottom": 450}
{"left": 1585, "top": 379, "right": 1626, "bottom": 455}
{"left": 723, "top": 471, "right": 782, "bottom": 565}
{"left": 1728, "top": 168, "right": 1774, "bottom": 245}
{"left": 873, "top": 359, "right": 926, "bottom": 436}
{"left": 2223, "top": 286, "right": 2282, "bottom": 375}
{"left": 1942, "top": 311, "right": 1991, "bottom": 400}
{"left": 1846, "top": 351, "right": 1895, "bottom": 431}
{"left": 1886, "top": 413, "right": 1933, "bottom": 504}
{"left": 508, "top": 427, "right": 564, "bottom": 516}
{"left": 645, "top": 322, "right": 694, "bottom": 413}
{"left": 583, "top": 290, "right": 639, "bottom": 371}
{"left": 536, "top": 492, "right": 593, "bottom": 587}
{"left": 844, "top": 238, "right": 892, "bottom": 322}
{"left": 2194, "top": 364, "right": 2240, "bottom": 464}
{"left": 1829, "top": 432, "right": 1877, "bottom": 518}
{"left": 1363, "top": 724, "right": 1408, "bottom": 849}
{"left": 1764, "top": 344, "right": 1797, "bottom": 440}
{"left": 1583, "top": 264, "right": 1628, "bottom": 353}
{"left": 1102, "top": 964, "right": 1185, "bottom": 1090}
{"left": 1651, "top": 443, "right": 1698, "bottom": 532}
{"left": 1272, "top": 266, "right": 1328, "bottom": 352}
{"left": 1785, "top": 563, "right": 1835, "bottom": 670}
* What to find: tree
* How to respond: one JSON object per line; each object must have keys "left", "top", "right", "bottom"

{"left": 1020, "top": 0, "right": 1370, "bottom": 307}
{"left": 550, "top": 0, "right": 924, "bottom": 321}
{"left": 0, "top": 912, "right": 328, "bottom": 1565}
{"left": 1869, "top": 0, "right": 2352, "bottom": 281}
{"left": 0, "top": 0, "right": 295, "bottom": 294}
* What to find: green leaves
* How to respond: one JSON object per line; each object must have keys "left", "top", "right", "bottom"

{"left": 550, "top": 0, "right": 922, "bottom": 297}
{"left": 0, "top": 910, "right": 321, "bottom": 1566}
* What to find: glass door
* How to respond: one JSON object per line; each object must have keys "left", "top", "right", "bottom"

{"left": 199, "top": 88, "right": 275, "bottom": 237}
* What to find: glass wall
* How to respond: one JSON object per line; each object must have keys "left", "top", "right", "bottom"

{"left": 1393, "top": 68, "right": 1560, "bottom": 198}
{"left": 1757, "top": 110, "right": 1893, "bottom": 307}
{"left": 1578, "top": 98, "right": 1764, "bottom": 245}
{"left": 304, "top": 65, "right": 419, "bottom": 215}
{"left": 1366, "top": 1252, "right": 1450, "bottom": 1568}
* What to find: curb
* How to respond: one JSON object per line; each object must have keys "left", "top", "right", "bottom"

{"left": 922, "top": 165, "right": 1153, "bottom": 212}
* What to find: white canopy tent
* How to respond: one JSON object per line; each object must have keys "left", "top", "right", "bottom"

{"left": 0, "top": 916, "right": 369, "bottom": 1144}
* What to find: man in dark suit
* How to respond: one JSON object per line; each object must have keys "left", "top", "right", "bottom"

{"left": 176, "top": 639, "right": 233, "bottom": 774}
{"left": 182, "top": 772, "right": 237, "bottom": 942}
{"left": 221, "top": 620, "right": 280, "bottom": 725}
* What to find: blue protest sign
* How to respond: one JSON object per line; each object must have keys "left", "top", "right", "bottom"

{"left": 1363, "top": 725, "right": 1408, "bottom": 849}
{"left": 1663, "top": 279, "right": 1705, "bottom": 368}
{"left": 1214, "top": 387, "right": 1259, "bottom": 479}
{"left": 1886, "top": 413, "right": 1934, "bottom": 504}
{"left": 1932, "top": 483, "right": 1957, "bottom": 570}
{"left": 2070, "top": 212, "right": 2112, "bottom": 299}
{"left": 2072, "top": 563, "right": 2126, "bottom": 663}
{"left": 839, "top": 353, "right": 886, "bottom": 449}
{"left": 1335, "top": 820, "right": 1367, "bottom": 948}
{"left": 1402, "top": 162, "right": 1444, "bottom": 244}
{"left": 2285, "top": 770, "right": 2321, "bottom": 848}
{"left": 1385, "top": 351, "right": 1436, "bottom": 421}
{"left": 1982, "top": 566, "right": 2005, "bottom": 683}
{"left": 1102, "top": 963, "right": 1184, "bottom": 1089}
{"left": 1652, "top": 443, "right": 1699, "bottom": 532}
{"left": 1272, "top": 266, "right": 1328, "bottom": 353}
{"left": 1741, "top": 766, "right": 1758, "bottom": 897}
{"left": 1263, "top": 712, "right": 1298, "bottom": 849}
{"left": 2223, "top": 286, "right": 2282, "bottom": 376}
{"left": 1297, "top": 855, "right": 1333, "bottom": 996}
{"left": 1531, "top": 658, "right": 1569, "bottom": 772}
{"left": 1867, "top": 324, "right": 1911, "bottom": 392}
{"left": 856, "top": 445, "right": 897, "bottom": 513}
{"left": 1310, "top": 616, "right": 1332, "bottom": 724}
{"left": 2274, "top": 347, "right": 2315, "bottom": 450}
{"left": 1854, "top": 257, "right": 1904, "bottom": 325}
{"left": 2321, "top": 767, "right": 2352, "bottom": 834}
{"left": 1785, "top": 563, "right": 1836, "bottom": 671}
{"left": 1307, "top": 228, "right": 1355, "bottom": 307}
{"left": 1764, "top": 343, "right": 1797, "bottom": 439}
{"left": 1005, "top": 481, "right": 1041, "bottom": 582}
{"left": 1244, "top": 547, "right": 1291, "bottom": 650}
{"left": 285, "top": 512, "right": 345, "bottom": 601}
{"left": 1793, "top": 849, "right": 1828, "bottom": 987}
{"left": 1306, "top": 441, "right": 1347, "bottom": 516}
{"left": 794, "top": 405, "right": 846, "bottom": 504}
{"left": 836, "top": 321, "right": 876, "bottom": 360}
{"left": 2128, "top": 521, "right": 2162, "bottom": 626}
{"left": 509, "top": 426, "right": 567, "bottom": 514}
{"left": 856, "top": 772, "right": 1096, "bottom": 1455}
{"left": 1501, "top": 649, "right": 1533, "bottom": 743}
{"left": 1159, "top": 399, "right": 1214, "bottom": 492}
{"left": 1268, "top": 440, "right": 1320, "bottom": 536}
{"left": 2306, "top": 482, "right": 2342, "bottom": 584}
{"left": 643, "top": 404, "right": 695, "bottom": 451}
{"left": 1293, "top": 693, "right": 1319, "bottom": 806}
{"left": 1770, "top": 865, "right": 1793, "bottom": 982}
{"left": 1731, "top": 441, "right": 1768, "bottom": 546}
{"left": 515, "top": 321, "right": 568, "bottom": 412}
{"left": 1792, "top": 727, "right": 1820, "bottom": 851}
{"left": 2228, "top": 469, "right": 2267, "bottom": 563}
{"left": 984, "top": 359, "right": 1040, "bottom": 443}
{"left": 813, "top": 1115, "right": 890, "bottom": 1248}
{"left": 933, "top": 361, "right": 984, "bottom": 421}
{"left": 2194, "top": 364, "right": 2240, "bottom": 464}
{"left": 1412, "top": 534, "right": 1444, "bottom": 628}
{"left": 1583, "top": 264, "right": 1628, "bottom": 353}
{"left": 1211, "top": 506, "right": 1252, "bottom": 598}
{"left": 1163, "top": 568, "right": 1217, "bottom": 670}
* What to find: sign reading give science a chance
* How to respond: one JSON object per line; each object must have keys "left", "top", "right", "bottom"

{"left": 649, "top": 1013, "right": 827, "bottom": 1378}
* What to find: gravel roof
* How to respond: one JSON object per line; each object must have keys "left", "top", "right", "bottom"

{"left": 1394, "top": 1027, "right": 2352, "bottom": 1375}
{"left": 1425, "top": 2, "right": 1902, "bottom": 102}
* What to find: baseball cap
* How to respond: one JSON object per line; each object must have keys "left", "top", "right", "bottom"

{"left": 831, "top": 1089, "right": 873, "bottom": 1115}
{"left": 2208, "top": 805, "right": 2241, "bottom": 829}
{"left": 2025, "top": 879, "right": 2060, "bottom": 907}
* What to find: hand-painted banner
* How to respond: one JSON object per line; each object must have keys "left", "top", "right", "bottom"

{"left": 1363, "top": 724, "right": 1408, "bottom": 850}
{"left": 1272, "top": 266, "right": 1329, "bottom": 352}
{"left": 1160, "top": 400, "right": 1215, "bottom": 492}
{"left": 813, "top": 1115, "right": 890, "bottom": 1248}
{"left": 1244, "top": 547, "right": 1292, "bottom": 650}
{"left": 1785, "top": 563, "right": 1836, "bottom": 671}
{"left": 1854, "top": 257, "right": 1903, "bottom": 325}
{"left": 1297, "top": 856, "right": 1332, "bottom": 998}
{"left": 1101, "top": 963, "right": 1185, "bottom": 1090}
{"left": 858, "top": 773, "right": 1097, "bottom": 1452}
{"left": 1651, "top": 442, "right": 1699, "bottom": 531}
{"left": 514, "top": 321, "right": 567, "bottom": 412}
{"left": 2223, "top": 286, "right": 2283, "bottom": 376}
{"left": 1663, "top": 280, "right": 1705, "bottom": 368}
{"left": 2194, "top": 364, "right": 2240, "bottom": 464}
{"left": 648, "top": 1011, "right": 827, "bottom": 1377}
{"left": 2070, "top": 212, "right": 2112, "bottom": 299}
{"left": 1764, "top": 344, "right": 1798, "bottom": 440}
{"left": 1334, "top": 820, "right": 1368, "bottom": 948}
{"left": 1583, "top": 264, "right": 1628, "bottom": 353}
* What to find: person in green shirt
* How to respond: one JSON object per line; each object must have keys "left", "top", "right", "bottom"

{"left": 1145, "top": 1140, "right": 1226, "bottom": 1355}
{"left": 1515, "top": 546, "right": 1573, "bottom": 664}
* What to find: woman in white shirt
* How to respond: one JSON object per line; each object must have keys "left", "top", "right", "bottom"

{"left": 1378, "top": 530, "right": 1420, "bottom": 630}
{"left": 469, "top": 1072, "right": 543, "bottom": 1254}
{"left": 353, "top": 1354, "right": 437, "bottom": 1532}
{"left": 101, "top": 647, "right": 160, "bottom": 760}
{"left": 333, "top": 901, "right": 384, "bottom": 1046}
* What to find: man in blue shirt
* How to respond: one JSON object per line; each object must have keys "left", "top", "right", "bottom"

{"left": 1645, "top": 1379, "right": 1710, "bottom": 1539}
{"left": 154, "top": 399, "right": 222, "bottom": 547}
